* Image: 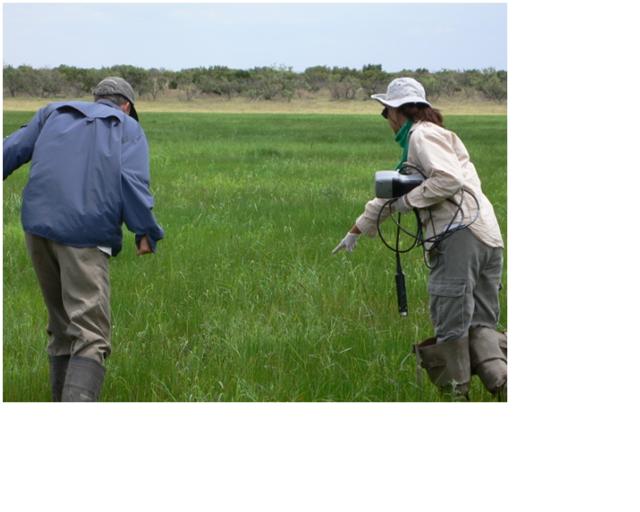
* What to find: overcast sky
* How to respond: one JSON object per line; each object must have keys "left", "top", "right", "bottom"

{"left": 3, "top": 3, "right": 506, "bottom": 71}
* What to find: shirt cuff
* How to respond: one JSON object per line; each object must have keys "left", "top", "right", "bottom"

{"left": 400, "top": 195, "right": 413, "bottom": 211}
{"left": 355, "top": 215, "right": 378, "bottom": 238}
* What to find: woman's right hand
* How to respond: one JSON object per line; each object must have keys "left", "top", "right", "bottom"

{"left": 332, "top": 231, "right": 360, "bottom": 254}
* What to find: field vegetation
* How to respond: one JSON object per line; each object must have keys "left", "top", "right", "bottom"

{"left": 3, "top": 110, "right": 507, "bottom": 401}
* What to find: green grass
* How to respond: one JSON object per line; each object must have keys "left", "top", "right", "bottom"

{"left": 3, "top": 112, "right": 507, "bottom": 401}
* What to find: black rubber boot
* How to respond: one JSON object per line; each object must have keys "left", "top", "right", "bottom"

{"left": 61, "top": 356, "right": 106, "bottom": 402}
{"left": 48, "top": 355, "right": 70, "bottom": 402}
{"left": 469, "top": 327, "right": 507, "bottom": 398}
{"left": 414, "top": 336, "right": 471, "bottom": 401}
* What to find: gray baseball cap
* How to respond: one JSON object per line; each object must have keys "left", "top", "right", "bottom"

{"left": 93, "top": 76, "right": 139, "bottom": 121}
{"left": 371, "top": 77, "right": 431, "bottom": 108}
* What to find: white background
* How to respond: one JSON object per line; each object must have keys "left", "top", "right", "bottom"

{"left": 2, "top": 0, "right": 639, "bottom": 510}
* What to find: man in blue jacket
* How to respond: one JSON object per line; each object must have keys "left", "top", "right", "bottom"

{"left": 3, "top": 76, "right": 164, "bottom": 402}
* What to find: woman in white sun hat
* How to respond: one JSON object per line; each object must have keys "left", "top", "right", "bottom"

{"left": 333, "top": 77, "right": 506, "bottom": 401}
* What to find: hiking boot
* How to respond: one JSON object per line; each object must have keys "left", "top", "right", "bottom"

{"left": 469, "top": 327, "right": 507, "bottom": 396}
{"left": 61, "top": 356, "right": 106, "bottom": 402}
{"left": 414, "top": 336, "right": 471, "bottom": 401}
{"left": 48, "top": 354, "right": 70, "bottom": 402}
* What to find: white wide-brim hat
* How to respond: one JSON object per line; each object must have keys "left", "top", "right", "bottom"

{"left": 371, "top": 77, "right": 431, "bottom": 108}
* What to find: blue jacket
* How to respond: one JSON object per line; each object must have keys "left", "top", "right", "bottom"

{"left": 3, "top": 99, "right": 164, "bottom": 256}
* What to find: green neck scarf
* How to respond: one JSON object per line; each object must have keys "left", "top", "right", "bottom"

{"left": 394, "top": 120, "right": 413, "bottom": 170}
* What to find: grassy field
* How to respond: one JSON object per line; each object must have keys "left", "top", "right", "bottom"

{"left": 2, "top": 111, "right": 507, "bottom": 401}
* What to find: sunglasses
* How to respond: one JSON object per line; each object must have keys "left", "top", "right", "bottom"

{"left": 381, "top": 107, "right": 389, "bottom": 119}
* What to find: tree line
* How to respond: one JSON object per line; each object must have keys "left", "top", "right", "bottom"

{"left": 3, "top": 64, "right": 507, "bottom": 102}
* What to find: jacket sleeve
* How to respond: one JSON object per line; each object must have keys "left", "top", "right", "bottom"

{"left": 403, "top": 128, "right": 465, "bottom": 209}
{"left": 355, "top": 197, "right": 393, "bottom": 238}
{"left": 120, "top": 128, "right": 164, "bottom": 251}
{"left": 3, "top": 108, "right": 47, "bottom": 180}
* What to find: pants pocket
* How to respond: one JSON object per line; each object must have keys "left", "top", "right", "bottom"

{"left": 428, "top": 278, "right": 467, "bottom": 341}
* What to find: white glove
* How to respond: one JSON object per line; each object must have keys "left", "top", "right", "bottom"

{"left": 390, "top": 196, "right": 413, "bottom": 214}
{"left": 332, "top": 232, "right": 360, "bottom": 254}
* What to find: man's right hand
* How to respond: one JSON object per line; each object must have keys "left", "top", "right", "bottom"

{"left": 136, "top": 235, "right": 152, "bottom": 256}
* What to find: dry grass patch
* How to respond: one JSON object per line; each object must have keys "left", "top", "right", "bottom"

{"left": 3, "top": 96, "right": 506, "bottom": 116}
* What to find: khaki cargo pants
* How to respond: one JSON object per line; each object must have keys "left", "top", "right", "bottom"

{"left": 25, "top": 233, "right": 111, "bottom": 365}
{"left": 427, "top": 228, "right": 503, "bottom": 343}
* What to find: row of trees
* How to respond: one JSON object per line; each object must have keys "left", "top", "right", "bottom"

{"left": 3, "top": 64, "right": 507, "bottom": 102}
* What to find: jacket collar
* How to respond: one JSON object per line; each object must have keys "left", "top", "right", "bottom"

{"left": 96, "top": 98, "right": 122, "bottom": 111}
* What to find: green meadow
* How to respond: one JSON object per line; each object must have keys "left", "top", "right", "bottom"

{"left": 3, "top": 111, "right": 507, "bottom": 401}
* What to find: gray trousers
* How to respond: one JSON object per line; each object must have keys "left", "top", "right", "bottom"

{"left": 25, "top": 233, "right": 111, "bottom": 364}
{"left": 427, "top": 229, "right": 503, "bottom": 343}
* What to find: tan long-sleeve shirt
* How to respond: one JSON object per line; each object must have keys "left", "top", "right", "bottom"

{"left": 355, "top": 121, "right": 504, "bottom": 249}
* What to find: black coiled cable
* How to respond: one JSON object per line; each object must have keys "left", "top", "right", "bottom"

{"left": 375, "top": 167, "right": 481, "bottom": 314}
